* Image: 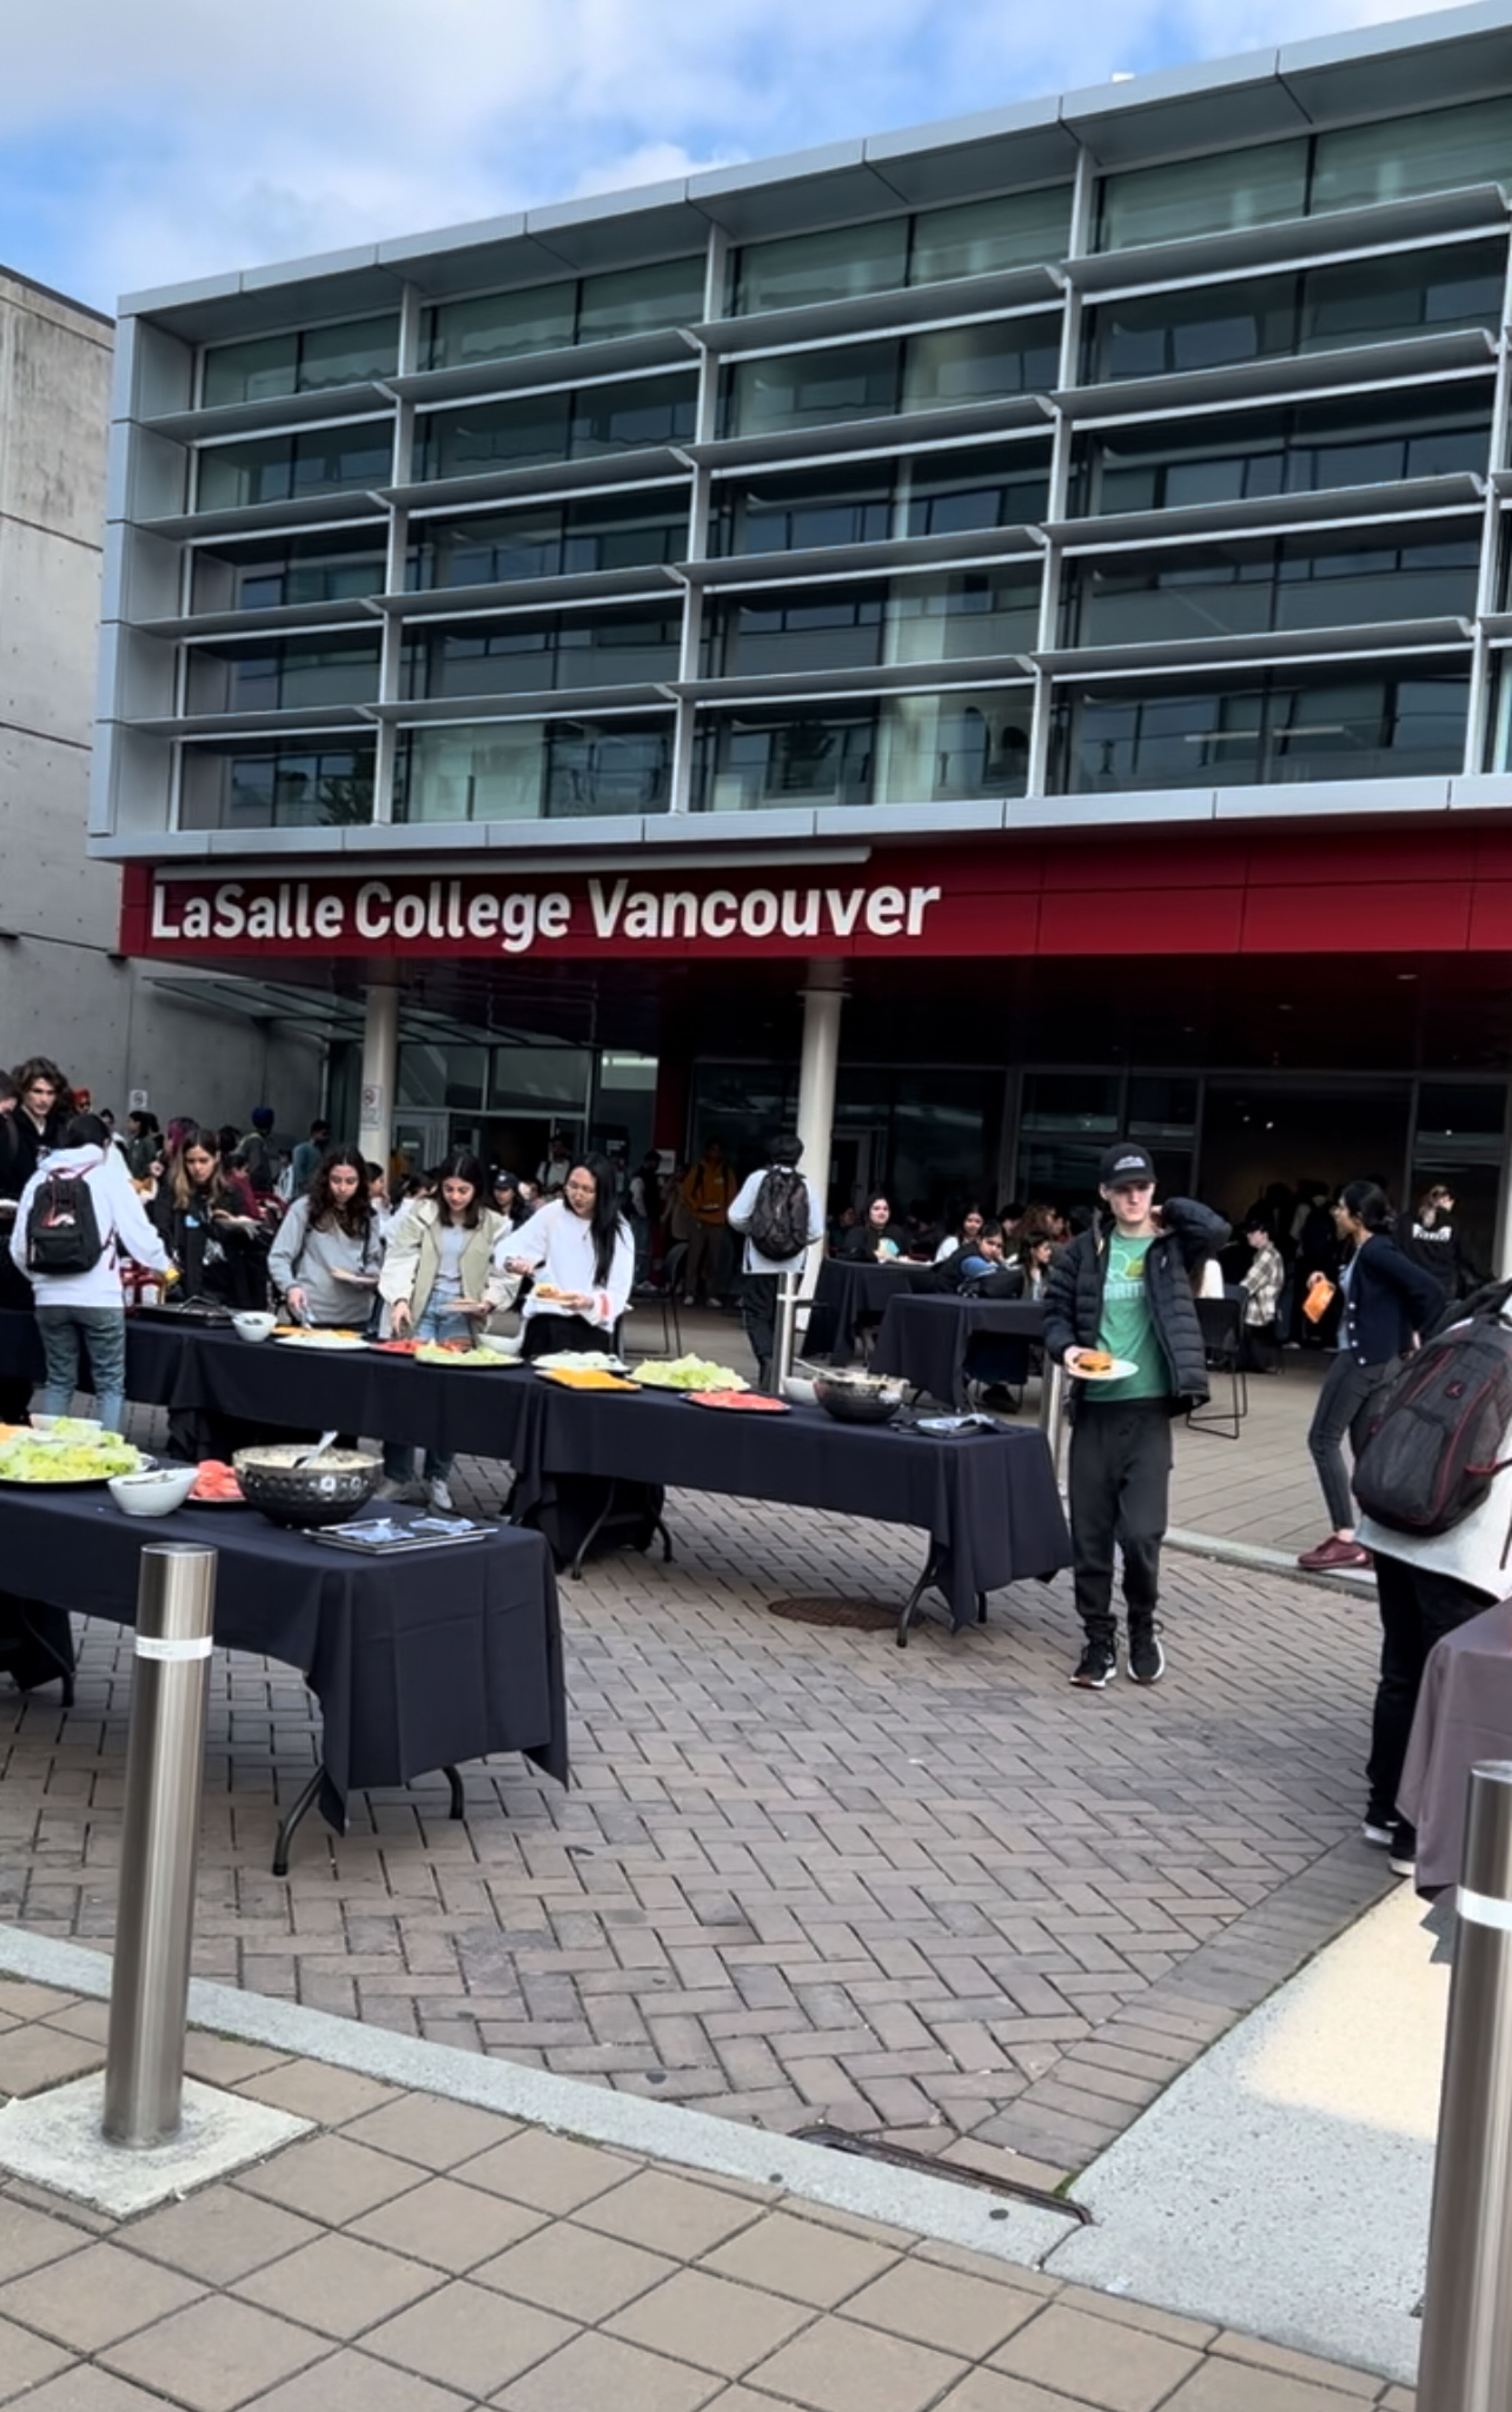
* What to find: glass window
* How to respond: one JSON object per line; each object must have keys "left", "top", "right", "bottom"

{"left": 196, "top": 436, "right": 295, "bottom": 512}
{"left": 735, "top": 219, "right": 910, "bottom": 315}
{"left": 178, "top": 741, "right": 375, "bottom": 829}
{"left": 1073, "top": 394, "right": 1492, "bottom": 516}
{"left": 545, "top": 720, "right": 674, "bottom": 814}
{"left": 201, "top": 334, "right": 298, "bottom": 409}
{"left": 706, "top": 589, "right": 887, "bottom": 679}
{"left": 407, "top": 606, "right": 680, "bottom": 699}
{"left": 289, "top": 423, "right": 394, "bottom": 495}
{"left": 909, "top": 187, "right": 1073, "bottom": 283}
{"left": 411, "top": 491, "right": 688, "bottom": 588}
{"left": 569, "top": 371, "right": 696, "bottom": 454}
{"left": 903, "top": 442, "right": 1052, "bottom": 534}
{"left": 1021, "top": 1070, "right": 1122, "bottom": 1131}
{"left": 1060, "top": 666, "right": 1469, "bottom": 792}
{"left": 1312, "top": 96, "right": 1512, "bottom": 215}
{"left": 712, "top": 465, "right": 895, "bottom": 555}
{"left": 200, "top": 317, "right": 398, "bottom": 406}
{"left": 295, "top": 316, "right": 400, "bottom": 391}
{"left": 1087, "top": 274, "right": 1297, "bottom": 383}
{"left": 395, "top": 715, "right": 673, "bottom": 821}
{"left": 553, "top": 604, "right": 682, "bottom": 686}
{"left": 189, "top": 529, "right": 388, "bottom": 612}
{"left": 396, "top": 721, "right": 547, "bottom": 821}
{"left": 695, "top": 705, "right": 877, "bottom": 810}
{"left": 425, "top": 283, "right": 575, "bottom": 371}
{"left": 902, "top": 317, "right": 1060, "bottom": 409}
{"left": 576, "top": 258, "right": 705, "bottom": 343}
{"left": 1299, "top": 243, "right": 1503, "bottom": 352}
{"left": 185, "top": 634, "right": 380, "bottom": 715}
{"left": 1100, "top": 141, "right": 1308, "bottom": 252}
{"left": 1085, "top": 245, "right": 1503, "bottom": 383}
{"left": 1068, "top": 530, "right": 1480, "bottom": 647}
{"left": 885, "top": 567, "right": 1042, "bottom": 662}
{"left": 418, "top": 391, "right": 571, "bottom": 480}
{"left": 874, "top": 689, "right": 1032, "bottom": 800}
{"left": 725, "top": 341, "right": 900, "bottom": 437}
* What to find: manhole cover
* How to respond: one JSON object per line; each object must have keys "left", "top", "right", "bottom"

{"left": 769, "top": 1596, "right": 897, "bottom": 1631}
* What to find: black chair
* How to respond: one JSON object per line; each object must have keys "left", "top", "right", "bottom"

{"left": 1187, "top": 1295, "right": 1249, "bottom": 1441}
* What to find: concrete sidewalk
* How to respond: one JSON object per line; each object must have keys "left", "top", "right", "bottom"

{"left": 1, "top": 1958, "right": 1416, "bottom": 2411}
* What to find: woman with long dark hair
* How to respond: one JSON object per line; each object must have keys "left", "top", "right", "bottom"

{"left": 150, "top": 1122, "right": 265, "bottom": 1306}
{"left": 508, "top": 1151, "right": 634, "bottom": 1358}
{"left": 377, "top": 1149, "right": 513, "bottom": 1507}
{"left": 268, "top": 1146, "right": 381, "bottom": 1329}
{"left": 1297, "top": 1181, "right": 1446, "bottom": 1572}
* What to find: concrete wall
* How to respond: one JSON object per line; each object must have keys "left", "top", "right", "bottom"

{"left": 0, "top": 266, "right": 321, "bottom": 1129}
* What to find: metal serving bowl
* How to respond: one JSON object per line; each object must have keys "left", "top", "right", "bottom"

{"left": 812, "top": 1372, "right": 907, "bottom": 1426}
{"left": 232, "top": 1444, "right": 382, "bottom": 1528}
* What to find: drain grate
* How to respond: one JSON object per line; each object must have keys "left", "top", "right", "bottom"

{"left": 795, "top": 2124, "right": 1092, "bottom": 2224}
{"left": 769, "top": 1596, "right": 897, "bottom": 1631}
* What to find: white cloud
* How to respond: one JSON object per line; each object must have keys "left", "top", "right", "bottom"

{"left": 0, "top": 0, "right": 1488, "bottom": 310}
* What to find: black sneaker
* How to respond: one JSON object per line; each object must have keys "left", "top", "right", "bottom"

{"left": 1127, "top": 1619, "right": 1165, "bottom": 1686}
{"left": 1389, "top": 1823, "right": 1417, "bottom": 1880}
{"left": 1071, "top": 1635, "right": 1118, "bottom": 1689}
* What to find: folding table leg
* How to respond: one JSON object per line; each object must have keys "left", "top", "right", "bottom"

{"left": 896, "top": 1542, "right": 946, "bottom": 1648}
{"left": 272, "top": 1766, "right": 325, "bottom": 1877}
{"left": 445, "top": 1765, "right": 465, "bottom": 1820}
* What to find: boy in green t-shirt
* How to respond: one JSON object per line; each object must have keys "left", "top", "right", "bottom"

{"left": 1043, "top": 1143, "right": 1229, "bottom": 1690}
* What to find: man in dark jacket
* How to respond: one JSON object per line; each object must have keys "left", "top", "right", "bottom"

{"left": 1043, "top": 1142, "right": 1229, "bottom": 1690}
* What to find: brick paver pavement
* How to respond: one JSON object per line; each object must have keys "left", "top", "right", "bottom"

{"left": 0, "top": 1977, "right": 1419, "bottom": 2408}
{"left": 0, "top": 1370, "right": 1392, "bottom": 2184}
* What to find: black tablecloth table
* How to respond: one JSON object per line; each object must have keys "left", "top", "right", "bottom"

{"left": 869, "top": 1295, "right": 1048, "bottom": 1408}
{"left": 513, "top": 1387, "right": 1070, "bottom": 1640}
{"left": 0, "top": 1485, "right": 567, "bottom": 1868}
{"left": 804, "top": 1259, "right": 933, "bottom": 1360}
{"left": 1399, "top": 1597, "right": 1512, "bottom": 1893}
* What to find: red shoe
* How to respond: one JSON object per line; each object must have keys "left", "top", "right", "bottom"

{"left": 1297, "top": 1536, "right": 1373, "bottom": 1572}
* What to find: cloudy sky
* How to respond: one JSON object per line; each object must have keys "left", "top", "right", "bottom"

{"left": 1, "top": 0, "right": 1471, "bottom": 314}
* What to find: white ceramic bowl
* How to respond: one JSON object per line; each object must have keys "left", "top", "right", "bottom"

{"left": 232, "top": 1311, "right": 277, "bottom": 1343}
{"left": 478, "top": 1332, "right": 523, "bottom": 1359}
{"left": 108, "top": 1464, "right": 198, "bottom": 1518}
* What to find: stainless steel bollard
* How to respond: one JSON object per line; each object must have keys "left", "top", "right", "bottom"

{"left": 102, "top": 1544, "right": 217, "bottom": 2149}
{"left": 1417, "top": 1760, "right": 1512, "bottom": 2409}
{"left": 774, "top": 1272, "right": 802, "bottom": 1390}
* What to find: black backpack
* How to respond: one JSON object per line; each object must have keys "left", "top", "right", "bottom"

{"left": 26, "top": 1170, "right": 106, "bottom": 1276}
{"left": 1353, "top": 1318, "right": 1512, "bottom": 1537}
{"left": 746, "top": 1167, "right": 812, "bottom": 1261}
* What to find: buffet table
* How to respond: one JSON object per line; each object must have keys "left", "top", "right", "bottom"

{"left": 1398, "top": 1596, "right": 1512, "bottom": 1893}
{"left": 869, "top": 1294, "right": 1047, "bottom": 1408}
{"left": 0, "top": 1486, "right": 567, "bottom": 1868}
{"left": 803, "top": 1259, "right": 932, "bottom": 1360}
{"left": 512, "top": 1386, "right": 1071, "bottom": 1641}
{"left": 0, "top": 1309, "right": 1073, "bottom": 1643}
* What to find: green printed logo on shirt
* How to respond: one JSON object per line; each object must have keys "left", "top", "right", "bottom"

{"left": 1092, "top": 1233, "right": 1169, "bottom": 1403}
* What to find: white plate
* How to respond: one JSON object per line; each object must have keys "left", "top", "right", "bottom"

{"left": 1066, "top": 1356, "right": 1140, "bottom": 1382}
{"left": 273, "top": 1331, "right": 368, "bottom": 1352}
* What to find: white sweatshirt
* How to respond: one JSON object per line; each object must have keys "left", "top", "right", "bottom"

{"left": 511, "top": 1197, "right": 634, "bottom": 1331}
{"left": 9, "top": 1144, "right": 170, "bottom": 1308}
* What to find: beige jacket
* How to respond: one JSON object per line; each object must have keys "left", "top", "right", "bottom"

{"left": 378, "top": 1201, "right": 513, "bottom": 1325}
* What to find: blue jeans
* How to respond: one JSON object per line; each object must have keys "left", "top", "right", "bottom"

{"left": 383, "top": 1301, "right": 471, "bottom": 1485}
{"left": 38, "top": 1303, "right": 128, "bottom": 1432}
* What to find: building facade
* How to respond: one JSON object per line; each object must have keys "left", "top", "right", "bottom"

{"left": 94, "top": 1, "right": 1512, "bottom": 1255}
{"left": 0, "top": 263, "right": 321, "bottom": 1129}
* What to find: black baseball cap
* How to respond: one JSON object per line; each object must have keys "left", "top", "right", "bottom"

{"left": 1098, "top": 1141, "right": 1157, "bottom": 1188}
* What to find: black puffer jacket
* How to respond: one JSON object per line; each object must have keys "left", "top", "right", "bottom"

{"left": 1042, "top": 1198, "right": 1230, "bottom": 1416}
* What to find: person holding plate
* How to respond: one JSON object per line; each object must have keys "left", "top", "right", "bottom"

{"left": 376, "top": 1149, "right": 514, "bottom": 1509}
{"left": 269, "top": 1148, "right": 382, "bottom": 1330}
{"left": 1043, "top": 1143, "right": 1228, "bottom": 1692}
{"left": 506, "top": 1152, "right": 634, "bottom": 1360}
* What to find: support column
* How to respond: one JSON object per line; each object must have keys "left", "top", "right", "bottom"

{"left": 796, "top": 959, "right": 845, "bottom": 1299}
{"left": 357, "top": 977, "right": 399, "bottom": 1172}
